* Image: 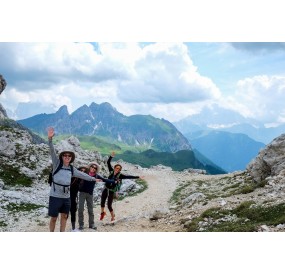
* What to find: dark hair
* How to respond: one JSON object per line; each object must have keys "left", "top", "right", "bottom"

{"left": 78, "top": 166, "right": 88, "bottom": 173}
{"left": 114, "top": 164, "right": 122, "bottom": 170}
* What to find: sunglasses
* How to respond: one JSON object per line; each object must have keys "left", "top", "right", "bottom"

{"left": 90, "top": 165, "right": 97, "bottom": 169}
{"left": 63, "top": 154, "right": 72, "bottom": 158}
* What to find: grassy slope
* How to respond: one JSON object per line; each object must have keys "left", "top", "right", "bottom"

{"left": 40, "top": 135, "right": 225, "bottom": 174}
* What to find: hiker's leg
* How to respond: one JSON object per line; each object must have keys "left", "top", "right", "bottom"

{"left": 107, "top": 191, "right": 114, "bottom": 213}
{"left": 49, "top": 217, "right": 57, "bottom": 232}
{"left": 48, "top": 196, "right": 60, "bottom": 232}
{"left": 110, "top": 211, "right": 115, "bottom": 221}
{"left": 70, "top": 211, "right": 76, "bottom": 230}
{"left": 70, "top": 196, "right": 77, "bottom": 229}
{"left": 59, "top": 213, "right": 68, "bottom": 232}
{"left": 78, "top": 192, "right": 85, "bottom": 228}
{"left": 86, "top": 194, "right": 94, "bottom": 227}
{"left": 59, "top": 198, "right": 70, "bottom": 232}
{"left": 100, "top": 188, "right": 108, "bottom": 213}
{"left": 107, "top": 192, "right": 115, "bottom": 221}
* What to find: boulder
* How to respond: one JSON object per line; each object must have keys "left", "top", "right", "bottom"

{"left": 247, "top": 133, "right": 285, "bottom": 183}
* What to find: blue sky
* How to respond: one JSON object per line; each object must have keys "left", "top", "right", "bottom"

{"left": 188, "top": 42, "right": 285, "bottom": 93}
{"left": 1, "top": 42, "right": 285, "bottom": 127}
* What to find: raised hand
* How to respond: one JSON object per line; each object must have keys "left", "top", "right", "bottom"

{"left": 47, "top": 127, "right": 55, "bottom": 139}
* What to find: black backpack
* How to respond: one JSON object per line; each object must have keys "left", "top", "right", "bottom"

{"left": 105, "top": 171, "right": 122, "bottom": 192}
{"left": 48, "top": 161, "right": 74, "bottom": 191}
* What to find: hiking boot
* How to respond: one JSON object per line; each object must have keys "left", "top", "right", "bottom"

{"left": 100, "top": 212, "right": 106, "bottom": 221}
{"left": 89, "top": 225, "right": 97, "bottom": 230}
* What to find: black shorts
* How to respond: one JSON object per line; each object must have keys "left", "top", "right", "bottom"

{"left": 48, "top": 196, "right": 71, "bottom": 217}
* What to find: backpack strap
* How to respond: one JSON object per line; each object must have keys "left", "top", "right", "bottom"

{"left": 106, "top": 172, "right": 122, "bottom": 192}
{"left": 109, "top": 171, "right": 121, "bottom": 181}
{"left": 53, "top": 181, "right": 70, "bottom": 193}
{"left": 52, "top": 163, "right": 74, "bottom": 193}
{"left": 53, "top": 161, "right": 63, "bottom": 177}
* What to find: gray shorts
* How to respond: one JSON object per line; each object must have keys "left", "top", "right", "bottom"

{"left": 48, "top": 196, "right": 71, "bottom": 217}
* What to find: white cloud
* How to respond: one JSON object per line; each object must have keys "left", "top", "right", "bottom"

{"left": 117, "top": 43, "right": 221, "bottom": 103}
{"left": 111, "top": 101, "right": 207, "bottom": 122}
{"left": 227, "top": 75, "right": 285, "bottom": 125}
{"left": 1, "top": 42, "right": 222, "bottom": 120}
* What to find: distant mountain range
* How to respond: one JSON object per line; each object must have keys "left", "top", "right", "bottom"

{"left": 185, "top": 130, "right": 265, "bottom": 172}
{"left": 0, "top": 102, "right": 226, "bottom": 175}
{"left": 11, "top": 101, "right": 284, "bottom": 145}
{"left": 14, "top": 101, "right": 271, "bottom": 173}
{"left": 174, "top": 104, "right": 285, "bottom": 144}
{"left": 171, "top": 104, "right": 284, "bottom": 171}
{"left": 17, "top": 102, "right": 191, "bottom": 153}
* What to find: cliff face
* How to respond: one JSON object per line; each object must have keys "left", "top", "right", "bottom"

{"left": 0, "top": 104, "right": 45, "bottom": 144}
{"left": 247, "top": 133, "right": 285, "bottom": 183}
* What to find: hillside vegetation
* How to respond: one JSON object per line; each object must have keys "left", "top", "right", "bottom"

{"left": 40, "top": 134, "right": 225, "bottom": 174}
{"left": 116, "top": 149, "right": 226, "bottom": 174}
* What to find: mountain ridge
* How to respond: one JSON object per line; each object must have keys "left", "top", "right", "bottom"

{"left": 174, "top": 104, "right": 285, "bottom": 144}
{"left": 17, "top": 102, "right": 191, "bottom": 153}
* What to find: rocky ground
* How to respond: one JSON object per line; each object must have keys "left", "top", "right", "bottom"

{"left": 3, "top": 156, "right": 285, "bottom": 233}
{"left": 15, "top": 160, "right": 282, "bottom": 233}
{"left": 2, "top": 125, "right": 285, "bottom": 232}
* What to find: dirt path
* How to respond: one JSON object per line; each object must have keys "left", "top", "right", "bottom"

{"left": 27, "top": 164, "right": 180, "bottom": 232}
{"left": 71, "top": 165, "right": 180, "bottom": 232}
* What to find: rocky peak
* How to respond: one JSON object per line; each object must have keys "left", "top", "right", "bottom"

{"left": 89, "top": 101, "right": 122, "bottom": 118}
{"left": 71, "top": 104, "right": 92, "bottom": 120}
{"left": 247, "top": 133, "right": 285, "bottom": 183}
{"left": 99, "top": 102, "right": 117, "bottom": 111}
{"left": 55, "top": 105, "right": 69, "bottom": 117}
{"left": 90, "top": 101, "right": 115, "bottom": 111}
